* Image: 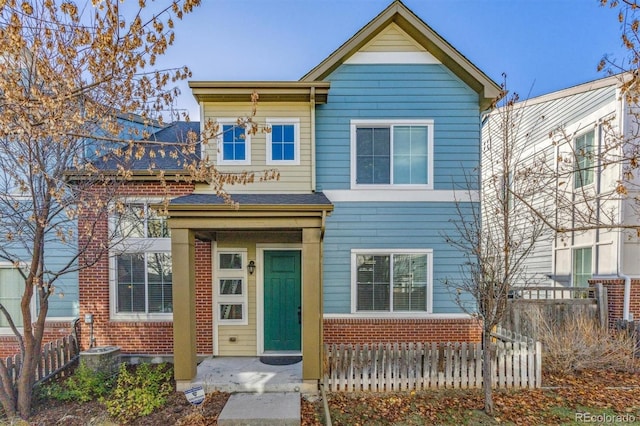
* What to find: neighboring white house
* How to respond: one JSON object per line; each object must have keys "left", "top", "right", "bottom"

{"left": 482, "top": 75, "right": 640, "bottom": 322}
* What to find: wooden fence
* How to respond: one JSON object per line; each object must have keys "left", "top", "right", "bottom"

{"left": 503, "top": 284, "right": 608, "bottom": 338}
{"left": 323, "top": 338, "right": 541, "bottom": 392}
{"left": 3, "top": 333, "right": 79, "bottom": 388}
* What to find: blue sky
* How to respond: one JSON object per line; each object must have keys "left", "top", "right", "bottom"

{"left": 159, "top": 0, "right": 628, "bottom": 119}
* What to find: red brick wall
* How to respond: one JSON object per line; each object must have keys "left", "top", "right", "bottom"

{"left": 0, "top": 321, "right": 75, "bottom": 358}
{"left": 195, "top": 240, "right": 213, "bottom": 353}
{"left": 323, "top": 317, "right": 482, "bottom": 345}
{"left": 590, "top": 278, "right": 640, "bottom": 328}
{"left": 78, "top": 181, "right": 201, "bottom": 355}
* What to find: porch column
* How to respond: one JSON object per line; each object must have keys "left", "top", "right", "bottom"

{"left": 302, "top": 227, "right": 323, "bottom": 380}
{"left": 171, "top": 228, "right": 197, "bottom": 381}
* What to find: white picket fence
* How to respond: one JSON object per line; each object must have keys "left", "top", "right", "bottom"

{"left": 323, "top": 337, "right": 541, "bottom": 392}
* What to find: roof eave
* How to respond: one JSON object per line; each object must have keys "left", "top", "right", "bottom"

{"left": 64, "top": 170, "right": 195, "bottom": 182}
{"left": 168, "top": 203, "right": 334, "bottom": 214}
{"left": 189, "top": 81, "right": 331, "bottom": 103}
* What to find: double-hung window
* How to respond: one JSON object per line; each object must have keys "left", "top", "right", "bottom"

{"left": 351, "top": 120, "right": 434, "bottom": 188}
{"left": 352, "top": 249, "right": 432, "bottom": 313}
{"left": 572, "top": 247, "right": 592, "bottom": 287}
{"left": 218, "top": 120, "right": 250, "bottom": 165}
{"left": 111, "top": 202, "right": 172, "bottom": 320}
{"left": 266, "top": 118, "right": 299, "bottom": 165}
{"left": 574, "top": 130, "right": 595, "bottom": 188}
{"left": 216, "top": 250, "right": 248, "bottom": 325}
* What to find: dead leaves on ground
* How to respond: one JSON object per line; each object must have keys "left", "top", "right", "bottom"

{"left": 312, "top": 370, "right": 640, "bottom": 425}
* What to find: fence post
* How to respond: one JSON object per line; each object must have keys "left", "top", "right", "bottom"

{"left": 595, "top": 283, "right": 608, "bottom": 329}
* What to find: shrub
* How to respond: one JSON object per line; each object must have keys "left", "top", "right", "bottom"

{"left": 538, "top": 310, "right": 635, "bottom": 374}
{"left": 103, "top": 362, "right": 173, "bottom": 423}
{"left": 40, "top": 361, "right": 113, "bottom": 402}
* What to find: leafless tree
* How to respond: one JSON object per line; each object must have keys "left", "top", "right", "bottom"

{"left": 0, "top": 1, "right": 277, "bottom": 419}
{"left": 445, "top": 83, "right": 549, "bottom": 414}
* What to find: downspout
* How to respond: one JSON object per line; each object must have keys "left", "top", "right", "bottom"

{"left": 321, "top": 210, "right": 327, "bottom": 239}
{"left": 199, "top": 101, "right": 205, "bottom": 160}
{"left": 618, "top": 92, "right": 631, "bottom": 321}
{"left": 310, "top": 87, "right": 317, "bottom": 192}
{"left": 595, "top": 120, "right": 602, "bottom": 276}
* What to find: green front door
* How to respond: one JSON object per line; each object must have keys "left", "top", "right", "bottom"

{"left": 264, "top": 250, "right": 301, "bottom": 352}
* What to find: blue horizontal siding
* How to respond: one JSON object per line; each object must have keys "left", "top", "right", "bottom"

{"left": 316, "top": 63, "right": 481, "bottom": 191}
{"left": 0, "top": 215, "right": 79, "bottom": 319}
{"left": 43, "top": 238, "right": 79, "bottom": 318}
{"left": 322, "top": 202, "right": 476, "bottom": 314}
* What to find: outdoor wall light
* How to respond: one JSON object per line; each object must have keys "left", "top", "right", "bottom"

{"left": 247, "top": 260, "right": 256, "bottom": 275}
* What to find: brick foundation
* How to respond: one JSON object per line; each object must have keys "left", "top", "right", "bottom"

{"left": 0, "top": 321, "right": 75, "bottom": 358}
{"left": 323, "top": 317, "right": 482, "bottom": 345}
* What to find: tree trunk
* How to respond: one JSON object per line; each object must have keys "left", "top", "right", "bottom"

{"left": 17, "top": 366, "right": 34, "bottom": 420}
{"left": 15, "top": 329, "right": 36, "bottom": 420}
{"left": 482, "top": 329, "right": 494, "bottom": 415}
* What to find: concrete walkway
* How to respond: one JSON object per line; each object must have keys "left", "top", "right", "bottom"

{"left": 178, "top": 356, "right": 307, "bottom": 393}
{"left": 218, "top": 392, "right": 300, "bottom": 426}
{"left": 177, "top": 357, "right": 309, "bottom": 425}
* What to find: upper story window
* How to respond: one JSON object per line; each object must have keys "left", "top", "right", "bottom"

{"left": 574, "top": 130, "right": 595, "bottom": 189}
{"left": 351, "top": 120, "right": 434, "bottom": 189}
{"left": 218, "top": 121, "right": 251, "bottom": 165}
{"left": 115, "top": 203, "right": 169, "bottom": 239}
{"left": 111, "top": 201, "right": 172, "bottom": 320}
{"left": 266, "top": 118, "right": 300, "bottom": 165}
{"left": 351, "top": 249, "right": 432, "bottom": 314}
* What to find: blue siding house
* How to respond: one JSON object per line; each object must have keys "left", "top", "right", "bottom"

{"left": 72, "top": 1, "right": 502, "bottom": 384}
{"left": 303, "top": 1, "right": 500, "bottom": 343}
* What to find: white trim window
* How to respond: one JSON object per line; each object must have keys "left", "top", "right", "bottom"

{"left": 217, "top": 119, "right": 251, "bottom": 165}
{"left": 351, "top": 249, "right": 433, "bottom": 314}
{"left": 572, "top": 247, "right": 592, "bottom": 287}
{"left": 110, "top": 202, "right": 172, "bottom": 320}
{"left": 215, "top": 249, "right": 248, "bottom": 325}
{"left": 351, "top": 119, "right": 434, "bottom": 189}
{"left": 574, "top": 130, "right": 595, "bottom": 189}
{"left": 0, "top": 264, "right": 29, "bottom": 330}
{"left": 266, "top": 118, "right": 300, "bottom": 165}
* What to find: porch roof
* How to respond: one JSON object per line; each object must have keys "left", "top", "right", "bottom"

{"left": 169, "top": 193, "right": 333, "bottom": 209}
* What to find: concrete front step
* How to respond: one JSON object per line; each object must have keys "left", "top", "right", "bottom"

{"left": 217, "top": 392, "right": 300, "bottom": 426}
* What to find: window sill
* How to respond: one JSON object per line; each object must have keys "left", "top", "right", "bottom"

{"left": 109, "top": 314, "right": 173, "bottom": 322}
{"left": 323, "top": 189, "right": 478, "bottom": 203}
{"left": 325, "top": 313, "right": 473, "bottom": 320}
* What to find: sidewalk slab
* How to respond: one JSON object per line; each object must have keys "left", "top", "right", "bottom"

{"left": 217, "top": 392, "right": 300, "bottom": 426}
